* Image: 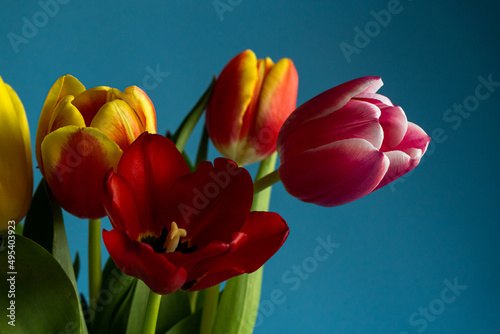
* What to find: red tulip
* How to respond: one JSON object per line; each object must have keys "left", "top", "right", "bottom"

{"left": 277, "top": 76, "right": 430, "bottom": 207}
{"left": 206, "top": 49, "right": 298, "bottom": 166}
{"left": 102, "top": 133, "right": 289, "bottom": 294}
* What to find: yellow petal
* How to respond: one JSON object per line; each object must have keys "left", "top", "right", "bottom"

{"left": 0, "top": 77, "right": 33, "bottom": 230}
{"left": 71, "top": 86, "right": 112, "bottom": 126}
{"left": 48, "top": 95, "right": 86, "bottom": 132}
{"left": 90, "top": 100, "right": 143, "bottom": 150}
{"left": 111, "top": 86, "right": 157, "bottom": 134}
{"left": 35, "top": 75, "right": 85, "bottom": 170}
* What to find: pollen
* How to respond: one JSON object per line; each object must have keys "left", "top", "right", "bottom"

{"left": 164, "top": 222, "right": 187, "bottom": 253}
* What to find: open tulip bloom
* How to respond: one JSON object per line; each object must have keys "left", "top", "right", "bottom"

{"left": 1, "top": 53, "right": 431, "bottom": 334}
{"left": 102, "top": 133, "right": 289, "bottom": 294}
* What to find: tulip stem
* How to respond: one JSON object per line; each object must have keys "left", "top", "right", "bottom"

{"left": 143, "top": 289, "right": 162, "bottom": 334}
{"left": 200, "top": 284, "right": 220, "bottom": 334}
{"left": 188, "top": 290, "right": 199, "bottom": 313}
{"left": 88, "top": 219, "right": 102, "bottom": 306}
{"left": 253, "top": 168, "right": 281, "bottom": 195}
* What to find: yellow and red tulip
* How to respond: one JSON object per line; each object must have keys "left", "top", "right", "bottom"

{"left": 35, "top": 75, "right": 157, "bottom": 219}
{"left": 0, "top": 76, "right": 33, "bottom": 231}
{"left": 206, "top": 49, "right": 298, "bottom": 166}
{"left": 103, "top": 133, "right": 289, "bottom": 294}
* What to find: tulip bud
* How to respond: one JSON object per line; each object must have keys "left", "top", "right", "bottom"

{"left": 206, "top": 49, "right": 298, "bottom": 166}
{"left": 0, "top": 76, "right": 33, "bottom": 231}
{"left": 277, "top": 76, "right": 430, "bottom": 207}
{"left": 35, "top": 75, "right": 157, "bottom": 219}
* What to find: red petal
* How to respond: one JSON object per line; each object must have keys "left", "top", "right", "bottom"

{"left": 103, "top": 229, "right": 187, "bottom": 295}
{"left": 186, "top": 212, "right": 289, "bottom": 291}
{"left": 41, "top": 126, "right": 122, "bottom": 219}
{"left": 206, "top": 50, "right": 258, "bottom": 150}
{"left": 116, "top": 133, "right": 190, "bottom": 233}
{"left": 162, "top": 158, "right": 254, "bottom": 249}
{"left": 103, "top": 171, "right": 141, "bottom": 240}
{"left": 279, "top": 138, "right": 389, "bottom": 207}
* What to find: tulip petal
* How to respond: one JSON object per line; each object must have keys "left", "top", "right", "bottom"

{"left": 113, "top": 86, "right": 157, "bottom": 134}
{"left": 36, "top": 75, "right": 85, "bottom": 170}
{"left": 71, "top": 86, "right": 112, "bottom": 126}
{"left": 374, "top": 122, "right": 430, "bottom": 190}
{"left": 242, "top": 58, "right": 298, "bottom": 163}
{"left": 0, "top": 79, "right": 33, "bottom": 228}
{"left": 278, "top": 76, "right": 382, "bottom": 145}
{"left": 103, "top": 171, "right": 141, "bottom": 240}
{"left": 41, "top": 126, "right": 123, "bottom": 219}
{"left": 353, "top": 92, "right": 393, "bottom": 107}
{"left": 278, "top": 99, "right": 384, "bottom": 162}
{"left": 103, "top": 229, "right": 187, "bottom": 295}
{"left": 378, "top": 106, "right": 408, "bottom": 149}
{"left": 91, "top": 100, "right": 144, "bottom": 151}
{"left": 163, "top": 158, "right": 254, "bottom": 249}
{"left": 279, "top": 138, "right": 390, "bottom": 207}
{"left": 206, "top": 50, "right": 258, "bottom": 153}
{"left": 48, "top": 96, "right": 86, "bottom": 132}
{"left": 116, "top": 134, "right": 191, "bottom": 234}
{"left": 185, "top": 212, "right": 289, "bottom": 291}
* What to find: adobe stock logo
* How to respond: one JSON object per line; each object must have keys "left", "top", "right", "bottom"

{"left": 399, "top": 277, "right": 467, "bottom": 334}
{"left": 7, "top": 0, "right": 71, "bottom": 54}
{"left": 339, "top": 0, "right": 410, "bottom": 64}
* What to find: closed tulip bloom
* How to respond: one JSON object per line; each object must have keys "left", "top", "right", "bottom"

{"left": 35, "top": 75, "right": 156, "bottom": 219}
{"left": 277, "top": 76, "right": 430, "bottom": 207}
{"left": 206, "top": 49, "right": 298, "bottom": 166}
{"left": 0, "top": 76, "right": 33, "bottom": 231}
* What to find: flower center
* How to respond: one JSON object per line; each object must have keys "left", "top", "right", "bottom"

{"left": 164, "top": 222, "right": 187, "bottom": 253}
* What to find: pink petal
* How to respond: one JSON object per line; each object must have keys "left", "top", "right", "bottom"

{"left": 278, "top": 99, "right": 384, "bottom": 162}
{"left": 374, "top": 122, "right": 430, "bottom": 190}
{"left": 279, "top": 138, "right": 390, "bottom": 207}
{"left": 378, "top": 106, "right": 408, "bottom": 149}
{"left": 278, "top": 76, "right": 382, "bottom": 145}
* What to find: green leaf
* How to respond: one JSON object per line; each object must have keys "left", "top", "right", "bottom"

{"left": 211, "top": 153, "right": 278, "bottom": 334}
{"left": 123, "top": 279, "right": 150, "bottom": 334}
{"left": 172, "top": 78, "right": 215, "bottom": 152}
{"left": 0, "top": 234, "right": 82, "bottom": 333}
{"left": 91, "top": 257, "right": 136, "bottom": 334}
{"left": 195, "top": 123, "right": 209, "bottom": 166}
{"left": 212, "top": 270, "right": 262, "bottom": 334}
{"left": 23, "top": 179, "right": 88, "bottom": 333}
{"left": 164, "top": 310, "right": 202, "bottom": 334}
{"left": 74, "top": 252, "right": 81, "bottom": 281}
{"left": 156, "top": 290, "right": 193, "bottom": 333}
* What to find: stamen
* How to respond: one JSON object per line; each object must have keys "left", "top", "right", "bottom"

{"left": 164, "top": 222, "right": 187, "bottom": 253}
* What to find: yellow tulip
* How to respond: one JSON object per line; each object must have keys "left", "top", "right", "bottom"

{"left": 0, "top": 75, "right": 33, "bottom": 231}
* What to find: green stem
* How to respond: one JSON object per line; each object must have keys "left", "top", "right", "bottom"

{"left": 253, "top": 168, "right": 280, "bottom": 195}
{"left": 143, "top": 289, "right": 162, "bottom": 334}
{"left": 252, "top": 153, "right": 278, "bottom": 211}
{"left": 188, "top": 291, "right": 199, "bottom": 314}
{"left": 200, "top": 284, "right": 220, "bottom": 334}
{"left": 88, "top": 219, "right": 102, "bottom": 305}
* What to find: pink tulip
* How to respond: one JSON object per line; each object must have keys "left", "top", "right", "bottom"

{"left": 277, "top": 76, "right": 430, "bottom": 207}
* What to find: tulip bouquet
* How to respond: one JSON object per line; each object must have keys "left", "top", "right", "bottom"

{"left": 0, "top": 49, "right": 429, "bottom": 334}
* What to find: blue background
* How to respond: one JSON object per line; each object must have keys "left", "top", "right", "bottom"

{"left": 2, "top": 0, "right": 499, "bottom": 333}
